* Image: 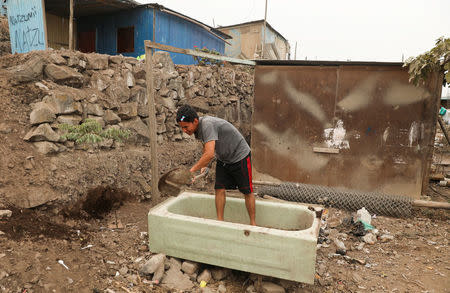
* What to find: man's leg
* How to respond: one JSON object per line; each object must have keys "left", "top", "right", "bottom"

{"left": 244, "top": 192, "right": 256, "bottom": 226}
{"left": 215, "top": 188, "right": 226, "bottom": 221}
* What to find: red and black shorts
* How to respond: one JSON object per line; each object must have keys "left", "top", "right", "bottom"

{"left": 215, "top": 152, "right": 253, "bottom": 195}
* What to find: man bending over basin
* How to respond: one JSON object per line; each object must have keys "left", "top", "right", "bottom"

{"left": 176, "top": 104, "right": 256, "bottom": 226}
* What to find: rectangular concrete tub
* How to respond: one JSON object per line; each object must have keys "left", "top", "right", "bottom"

{"left": 148, "top": 191, "right": 321, "bottom": 284}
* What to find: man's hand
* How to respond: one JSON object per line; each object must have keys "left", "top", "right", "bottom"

{"left": 191, "top": 167, "right": 209, "bottom": 184}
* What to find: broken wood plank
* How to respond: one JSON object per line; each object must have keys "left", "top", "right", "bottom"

{"left": 313, "top": 147, "right": 340, "bottom": 154}
{"left": 144, "top": 41, "right": 256, "bottom": 66}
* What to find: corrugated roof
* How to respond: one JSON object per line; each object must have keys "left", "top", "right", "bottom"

{"left": 142, "top": 3, "right": 232, "bottom": 40}
{"left": 44, "top": 0, "right": 139, "bottom": 17}
{"left": 218, "top": 19, "right": 288, "bottom": 42}
{"left": 43, "top": 1, "right": 231, "bottom": 42}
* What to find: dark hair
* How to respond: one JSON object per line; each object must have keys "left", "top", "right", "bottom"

{"left": 176, "top": 105, "right": 198, "bottom": 123}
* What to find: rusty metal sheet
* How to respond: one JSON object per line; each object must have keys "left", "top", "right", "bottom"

{"left": 252, "top": 63, "right": 441, "bottom": 199}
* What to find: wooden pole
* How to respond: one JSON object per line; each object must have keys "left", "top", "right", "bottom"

{"left": 144, "top": 41, "right": 255, "bottom": 66}
{"left": 437, "top": 115, "right": 450, "bottom": 145}
{"left": 69, "top": 0, "right": 73, "bottom": 50}
{"left": 294, "top": 41, "right": 297, "bottom": 60}
{"left": 261, "top": 0, "right": 268, "bottom": 59}
{"left": 41, "top": 0, "right": 48, "bottom": 49}
{"left": 145, "top": 46, "right": 159, "bottom": 200}
{"left": 413, "top": 200, "right": 450, "bottom": 209}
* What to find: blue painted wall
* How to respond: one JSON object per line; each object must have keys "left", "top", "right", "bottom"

{"left": 77, "top": 6, "right": 225, "bottom": 65}
{"left": 6, "top": 0, "right": 46, "bottom": 53}
{"left": 1, "top": 4, "right": 7, "bottom": 16}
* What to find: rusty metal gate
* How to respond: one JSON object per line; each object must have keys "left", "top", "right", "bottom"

{"left": 251, "top": 60, "right": 442, "bottom": 199}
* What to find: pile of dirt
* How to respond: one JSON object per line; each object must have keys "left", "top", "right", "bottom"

{"left": 0, "top": 15, "right": 10, "bottom": 56}
{"left": 0, "top": 206, "right": 78, "bottom": 240}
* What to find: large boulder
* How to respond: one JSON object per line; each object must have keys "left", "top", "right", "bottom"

{"left": 86, "top": 103, "right": 104, "bottom": 116}
{"left": 121, "top": 117, "right": 149, "bottom": 143}
{"left": 105, "top": 79, "right": 130, "bottom": 105}
{"left": 8, "top": 187, "right": 60, "bottom": 208}
{"left": 30, "top": 102, "right": 56, "bottom": 125}
{"left": 109, "top": 55, "right": 123, "bottom": 64}
{"left": 189, "top": 96, "right": 209, "bottom": 113}
{"left": 43, "top": 92, "right": 82, "bottom": 114}
{"left": 56, "top": 115, "right": 82, "bottom": 125}
{"left": 33, "top": 141, "right": 59, "bottom": 155}
{"left": 49, "top": 53, "right": 67, "bottom": 65}
{"left": 104, "top": 110, "right": 121, "bottom": 125}
{"left": 90, "top": 72, "right": 110, "bottom": 91}
{"left": 153, "top": 51, "right": 175, "bottom": 72}
{"left": 23, "top": 123, "right": 60, "bottom": 142}
{"left": 10, "top": 55, "right": 45, "bottom": 83}
{"left": 118, "top": 102, "right": 138, "bottom": 120}
{"left": 85, "top": 53, "right": 109, "bottom": 70}
{"left": 44, "top": 64, "right": 84, "bottom": 86}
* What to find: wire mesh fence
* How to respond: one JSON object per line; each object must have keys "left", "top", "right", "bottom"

{"left": 257, "top": 182, "right": 413, "bottom": 217}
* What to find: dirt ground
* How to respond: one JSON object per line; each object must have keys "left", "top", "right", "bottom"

{"left": 0, "top": 181, "right": 449, "bottom": 293}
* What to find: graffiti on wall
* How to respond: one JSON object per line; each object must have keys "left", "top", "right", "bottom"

{"left": 7, "top": 0, "right": 46, "bottom": 53}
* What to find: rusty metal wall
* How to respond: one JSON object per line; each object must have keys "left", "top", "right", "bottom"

{"left": 251, "top": 62, "right": 441, "bottom": 199}
{"left": 46, "top": 12, "right": 76, "bottom": 50}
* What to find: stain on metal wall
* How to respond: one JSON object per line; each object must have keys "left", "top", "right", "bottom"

{"left": 252, "top": 62, "right": 441, "bottom": 198}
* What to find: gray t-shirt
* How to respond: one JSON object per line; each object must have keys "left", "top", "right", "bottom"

{"left": 195, "top": 116, "right": 250, "bottom": 164}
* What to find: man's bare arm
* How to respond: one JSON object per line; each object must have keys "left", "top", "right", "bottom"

{"left": 190, "top": 140, "right": 215, "bottom": 173}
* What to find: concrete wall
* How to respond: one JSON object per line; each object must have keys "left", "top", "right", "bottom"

{"left": 219, "top": 22, "right": 290, "bottom": 60}
{"left": 220, "top": 24, "right": 261, "bottom": 59}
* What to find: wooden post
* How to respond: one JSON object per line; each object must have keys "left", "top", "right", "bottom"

{"left": 145, "top": 46, "right": 159, "bottom": 200}
{"left": 69, "top": 0, "right": 73, "bottom": 50}
{"left": 41, "top": 0, "right": 48, "bottom": 49}
{"left": 261, "top": 0, "right": 268, "bottom": 59}
{"left": 294, "top": 41, "right": 297, "bottom": 60}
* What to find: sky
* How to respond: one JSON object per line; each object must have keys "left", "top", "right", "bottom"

{"left": 137, "top": 0, "right": 449, "bottom": 62}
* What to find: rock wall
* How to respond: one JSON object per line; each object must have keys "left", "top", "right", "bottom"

{"left": 0, "top": 49, "right": 254, "bottom": 208}
{"left": 12, "top": 50, "right": 253, "bottom": 154}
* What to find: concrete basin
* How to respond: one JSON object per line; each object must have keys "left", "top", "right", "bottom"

{"left": 148, "top": 191, "right": 321, "bottom": 284}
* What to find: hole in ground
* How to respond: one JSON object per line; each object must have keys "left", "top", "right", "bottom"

{"left": 80, "top": 186, "right": 132, "bottom": 219}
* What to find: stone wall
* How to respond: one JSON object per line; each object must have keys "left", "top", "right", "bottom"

{"left": 10, "top": 50, "right": 254, "bottom": 154}
{"left": 1, "top": 49, "right": 254, "bottom": 208}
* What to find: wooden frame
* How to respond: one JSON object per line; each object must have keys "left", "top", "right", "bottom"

{"left": 144, "top": 41, "right": 255, "bottom": 200}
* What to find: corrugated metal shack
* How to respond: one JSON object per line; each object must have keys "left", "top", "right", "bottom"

{"left": 218, "top": 20, "right": 290, "bottom": 60}
{"left": 76, "top": 3, "right": 230, "bottom": 64}
{"left": 251, "top": 60, "right": 442, "bottom": 199}
{"left": 5, "top": 1, "right": 230, "bottom": 64}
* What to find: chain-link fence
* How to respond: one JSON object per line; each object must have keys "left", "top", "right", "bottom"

{"left": 257, "top": 182, "right": 412, "bottom": 217}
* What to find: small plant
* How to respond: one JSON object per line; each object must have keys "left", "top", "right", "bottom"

{"left": 58, "top": 119, "right": 130, "bottom": 144}
{"left": 193, "top": 46, "right": 224, "bottom": 66}
{"left": 404, "top": 37, "right": 449, "bottom": 86}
